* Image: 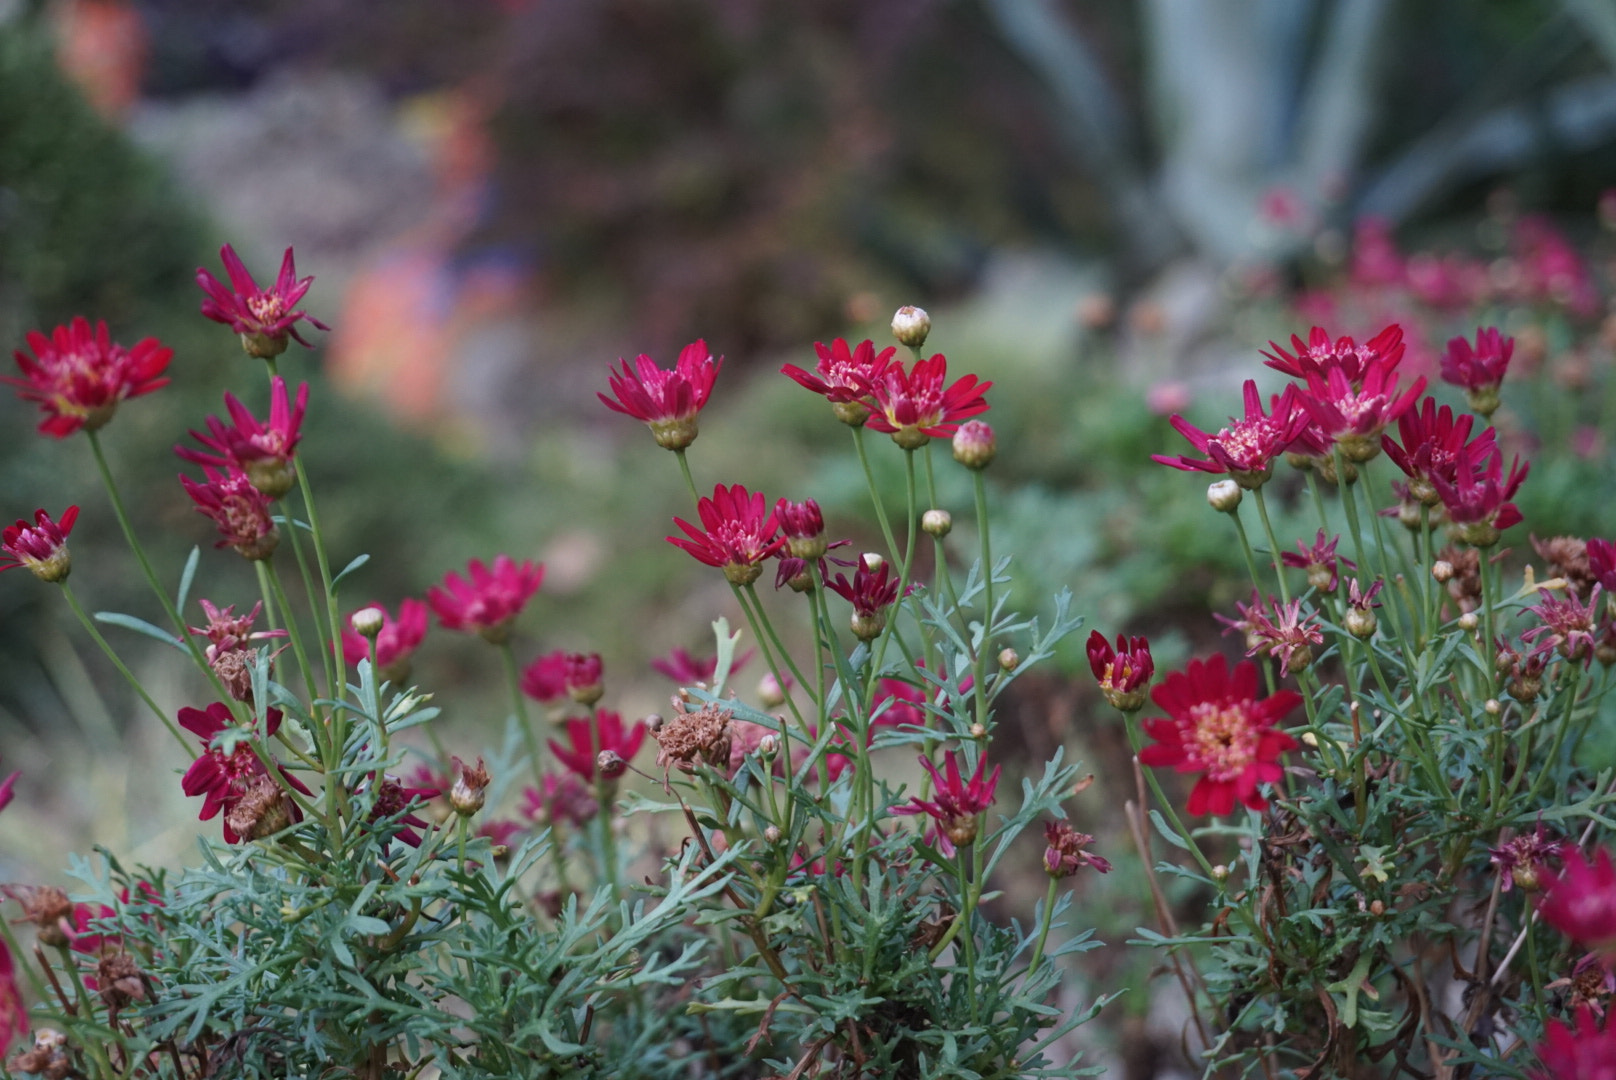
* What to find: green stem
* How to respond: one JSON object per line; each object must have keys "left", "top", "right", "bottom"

{"left": 261, "top": 560, "right": 321, "bottom": 711}
{"left": 60, "top": 582, "right": 191, "bottom": 753}
{"left": 865, "top": 449, "right": 919, "bottom": 704}
{"left": 852, "top": 426, "right": 900, "bottom": 558}
{"left": 1250, "top": 486, "right": 1289, "bottom": 605}
{"left": 744, "top": 583, "right": 814, "bottom": 711}
{"left": 1227, "top": 509, "right": 1267, "bottom": 597}
{"left": 1026, "top": 876, "right": 1060, "bottom": 978}
{"left": 291, "top": 459, "right": 347, "bottom": 703}
{"left": 971, "top": 471, "right": 993, "bottom": 731}
{"left": 500, "top": 642, "right": 545, "bottom": 785}
{"left": 674, "top": 447, "right": 702, "bottom": 504}
{"left": 278, "top": 491, "right": 336, "bottom": 698}
{"left": 731, "top": 583, "right": 810, "bottom": 738}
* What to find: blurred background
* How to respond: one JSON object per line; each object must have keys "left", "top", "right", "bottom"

{"left": 4, "top": 0, "right": 1616, "bottom": 1074}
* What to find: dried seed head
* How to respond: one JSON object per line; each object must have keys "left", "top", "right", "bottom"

{"left": 97, "top": 951, "right": 146, "bottom": 1008}
{"left": 653, "top": 699, "right": 734, "bottom": 777}
{"left": 3, "top": 885, "right": 74, "bottom": 946}
{"left": 226, "top": 774, "right": 294, "bottom": 841}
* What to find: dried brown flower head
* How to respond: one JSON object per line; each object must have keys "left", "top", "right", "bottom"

{"left": 1533, "top": 535, "right": 1594, "bottom": 596}
{"left": 2, "top": 885, "right": 74, "bottom": 946}
{"left": 653, "top": 697, "right": 734, "bottom": 780}
{"left": 225, "top": 775, "right": 295, "bottom": 841}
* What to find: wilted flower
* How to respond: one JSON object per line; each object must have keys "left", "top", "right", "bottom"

{"left": 893, "top": 750, "right": 1000, "bottom": 855}
{"left": 1281, "top": 530, "right": 1353, "bottom": 592}
{"left": 7, "top": 317, "right": 172, "bottom": 437}
{"left": 1, "top": 506, "right": 79, "bottom": 583}
{"left": 652, "top": 698, "right": 733, "bottom": 777}
{"left": 1152, "top": 381, "right": 1312, "bottom": 489}
{"left": 865, "top": 353, "right": 992, "bottom": 449}
{"left": 190, "top": 599, "right": 284, "bottom": 661}
{"left": 450, "top": 756, "right": 490, "bottom": 816}
{"left": 175, "top": 376, "right": 309, "bottom": 498}
{"left": 1524, "top": 585, "right": 1602, "bottom": 664}
{"left": 1086, "top": 630, "right": 1154, "bottom": 711}
{"left": 1533, "top": 536, "right": 1595, "bottom": 598}
{"left": 180, "top": 468, "right": 280, "bottom": 561}
{"left": 549, "top": 709, "right": 647, "bottom": 782}
{"left": 428, "top": 555, "right": 545, "bottom": 643}
{"left": 1440, "top": 327, "right": 1513, "bottom": 416}
{"left": 1490, "top": 822, "right": 1569, "bottom": 892}
{"left": 667, "top": 484, "right": 784, "bottom": 586}
{"left": 1242, "top": 596, "right": 1325, "bottom": 677}
{"left": 340, "top": 599, "right": 429, "bottom": 683}
{"left": 598, "top": 340, "right": 722, "bottom": 450}
{"left": 1042, "top": 820, "right": 1112, "bottom": 879}
{"left": 781, "top": 338, "right": 896, "bottom": 425}
{"left": 1140, "top": 655, "right": 1301, "bottom": 816}
{"left": 177, "top": 702, "right": 310, "bottom": 843}
{"left": 197, "top": 244, "right": 329, "bottom": 358}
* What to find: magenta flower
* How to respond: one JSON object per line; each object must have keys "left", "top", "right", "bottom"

{"left": 0, "top": 935, "right": 22, "bottom": 1057}
{"left": 176, "top": 375, "right": 309, "bottom": 498}
{"left": 826, "top": 557, "right": 902, "bottom": 640}
{"left": 189, "top": 599, "right": 286, "bottom": 662}
{"left": 1152, "top": 381, "right": 1312, "bottom": 489}
{"left": 0, "top": 764, "right": 15, "bottom": 814}
{"left": 341, "top": 599, "right": 429, "bottom": 682}
{"left": 1261, "top": 324, "right": 1405, "bottom": 385}
{"left": 178, "top": 702, "right": 311, "bottom": 843}
{"left": 521, "top": 772, "right": 598, "bottom": 828}
{"left": 428, "top": 555, "right": 545, "bottom": 643}
{"left": 667, "top": 484, "right": 784, "bottom": 586}
{"left": 362, "top": 774, "right": 439, "bottom": 848}
{"left": 650, "top": 646, "right": 753, "bottom": 685}
{"left": 1490, "top": 822, "right": 1569, "bottom": 892}
{"left": 1086, "top": 630, "right": 1155, "bottom": 711}
{"left": 865, "top": 353, "right": 992, "bottom": 449}
{"left": 1440, "top": 327, "right": 1513, "bottom": 416}
{"left": 776, "top": 497, "right": 827, "bottom": 560}
{"left": 893, "top": 750, "right": 1000, "bottom": 855}
{"left": 563, "top": 651, "right": 605, "bottom": 705}
{"left": 1043, "top": 821, "right": 1112, "bottom": 878}
{"left": 7, "top": 317, "right": 172, "bottom": 437}
{"left": 1382, "top": 397, "right": 1496, "bottom": 506}
{"left": 197, "top": 244, "right": 330, "bottom": 358}
{"left": 1530, "top": 1005, "right": 1616, "bottom": 1080}
{"left": 1140, "top": 655, "right": 1300, "bottom": 816}
{"left": 1542, "top": 849, "right": 1616, "bottom": 953}
{"left": 781, "top": 338, "right": 896, "bottom": 425}
{"left": 1296, "top": 358, "right": 1426, "bottom": 463}
{"left": 1, "top": 505, "right": 79, "bottom": 583}
{"left": 548, "top": 709, "right": 647, "bottom": 782}
{"left": 521, "top": 649, "right": 570, "bottom": 704}
{"left": 1430, "top": 442, "right": 1529, "bottom": 547}
{"left": 1524, "top": 585, "right": 1602, "bottom": 664}
{"left": 1589, "top": 539, "right": 1616, "bottom": 593}
{"left": 1281, "top": 530, "right": 1353, "bottom": 592}
{"left": 180, "top": 467, "right": 280, "bottom": 560}
{"left": 598, "top": 339, "right": 722, "bottom": 450}
{"left": 1240, "top": 596, "right": 1324, "bottom": 678}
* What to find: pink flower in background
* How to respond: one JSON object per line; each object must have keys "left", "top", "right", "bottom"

{"left": 1140, "top": 655, "right": 1300, "bottom": 816}
{"left": 341, "top": 599, "right": 429, "bottom": 680}
{"left": 667, "top": 484, "right": 784, "bottom": 586}
{"left": 1145, "top": 380, "right": 1192, "bottom": 417}
{"left": 599, "top": 339, "right": 722, "bottom": 450}
{"left": 7, "top": 317, "right": 172, "bottom": 436}
{"left": 428, "top": 555, "right": 544, "bottom": 643}
{"left": 1440, "top": 327, "right": 1513, "bottom": 416}
{"left": 521, "top": 649, "right": 570, "bottom": 704}
{"left": 1538, "top": 849, "right": 1616, "bottom": 952}
{"left": 176, "top": 376, "right": 309, "bottom": 498}
{"left": 864, "top": 353, "right": 992, "bottom": 449}
{"left": 1262, "top": 324, "right": 1405, "bottom": 385}
{"left": 0, "top": 765, "right": 15, "bottom": 813}
{"left": 198, "top": 244, "right": 330, "bottom": 357}
{"left": 1347, "top": 218, "right": 1405, "bottom": 290}
{"left": 1589, "top": 539, "right": 1616, "bottom": 593}
{"left": 180, "top": 468, "right": 280, "bottom": 561}
{"left": 0, "top": 933, "right": 22, "bottom": 1057}
{"left": 651, "top": 646, "right": 752, "bottom": 685}
{"left": 521, "top": 772, "right": 598, "bottom": 828}
{"left": 1, "top": 505, "right": 78, "bottom": 583}
{"left": 549, "top": 709, "right": 646, "bottom": 782}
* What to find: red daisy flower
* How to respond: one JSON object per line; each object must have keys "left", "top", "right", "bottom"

{"left": 427, "top": 555, "right": 545, "bottom": 643}
{"left": 563, "top": 651, "right": 604, "bottom": 705}
{"left": 1086, "top": 630, "right": 1154, "bottom": 711}
{"left": 360, "top": 773, "right": 438, "bottom": 849}
{"left": 197, "top": 244, "right": 330, "bottom": 358}
{"left": 1152, "top": 380, "right": 1313, "bottom": 489}
{"left": 1540, "top": 850, "right": 1616, "bottom": 952}
{"left": 521, "top": 649, "right": 570, "bottom": 704}
{"left": 175, "top": 375, "right": 309, "bottom": 498}
{"left": 893, "top": 750, "right": 1000, "bottom": 855}
{"left": 1296, "top": 357, "right": 1426, "bottom": 463}
{"left": 548, "top": 708, "right": 647, "bottom": 782}
{"left": 864, "top": 353, "right": 992, "bottom": 449}
{"left": 1261, "top": 324, "right": 1405, "bottom": 385}
{"left": 667, "top": 483, "right": 785, "bottom": 586}
{"left": 781, "top": 338, "right": 897, "bottom": 425}
{"left": 598, "top": 339, "right": 722, "bottom": 450}
{"left": 177, "top": 702, "right": 311, "bottom": 843}
{"left": 1440, "top": 327, "right": 1513, "bottom": 416}
{"left": 180, "top": 467, "right": 280, "bottom": 561}
{"left": 1382, "top": 397, "right": 1496, "bottom": 507}
{"left": 7, "top": 317, "right": 172, "bottom": 437}
{"left": 1, "top": 505, "right": 78, "bottom": 583}
{"left": 776, "top": 497, "right": 827, "bottom": 560}
{"left": 1590, "top": 538, "right": 1616, "bottom": 593}
{"left": 826, "top": 556, "right": 902, "bottom": 640}
{"left": 0, "top": 937, "right": 22, "bottom": 1057}
{"left": 1430, "top": 442, "right": 1529, "bottom": 547}
{"left": 340, "top": 599, "right": 429, "bottom": 682}
{"left": 1139, "top": 655, "right": 1301, "bottom": 816}
{"left": 1530, "top": 1006, "right": 1616, "bottom": 1080}
{"left": 649, "top": 646, "right": 752, "bottom": 685}
{"left": 521, "top": 772, "right": 598, "bottom": 828}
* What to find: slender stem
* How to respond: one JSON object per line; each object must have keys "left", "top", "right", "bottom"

{"left": 866, "top": 450, "right": 919, "bottom": 702}
{"left": 743, "top": 583, "right": 814, "bottom": 710}
{"left": 1026, "top": 876, "right": 1060, "bottom": 978}
{"left": 500, "top": 642, "right": 545, "bottom": 785}
{"left": 278, "top": 493, "right": 336, "bottom": 698}
{"left": 730, "top": 583, "right": 810, "bottom": 738}
{"left": 60, "top": 583, "right": 190, "bottom": 753}
{"left": 852, "top": 426, "right": 900, "bottom": 558}
{"left": 1250, "top": 486, "right": 1289, "bottom": 605}
{"left": 971, "top": 471, "right": 993, "bottom": 730}
{"left": 261, "top": 561, "right": 321, "bottom": 709}
{"left": 674, "top": 447, "right": 702, "bottom": 504}
{"left": 1227, "top": 509, "right": 1267, "bottom": 596}
{"left": 290, "top": 460, "right": 347, "bottom": 703}
{"left": 957, "top": 845, "right": 981, "bottom": 1021}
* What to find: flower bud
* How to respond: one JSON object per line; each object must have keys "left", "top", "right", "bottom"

{"left": 763, "top": 825, "right": 782, "bottom": 844}
{"left": 1432, "top": 560, "right": 1456, "bottom": 583}
{"left": 862, "top": 552, "right": 885, "bottom": 573}
{"left": 787, "top": 569, "right": 815, "bottom": 593}
{"left": 850, "top": 610, "right": 887, "bottom": 641}
{"left": 969, "top": 723, "right": 987, "bottom": 738}
{"left": 1484, "top": 698, "right": 1502, "bottom": 716}
{"left": 564, "top": 652, "right": 605, "bottom": 706}
{"left": 1210, "top": 864, "right": 1230, "bottom": 882}
{"left": 778, "top": 498, "right": 827, "bottom": 560}
{"left": 921, "top": 509, "right": 952, "bottom": 537}
{"left": 1397, "top": 501, "right": 1423, "bottom": 530}
{"left": 758, "top": 672, "right": 786, "bottom": 708}
{"left": 1207, "top": 479, "right": 1243, "bottom": 513}
{"left": 757, "top": 734, "right": 779, "bottom": 759}
{"left": 350, "top": 606, "right": 386, "bottom": 638}
{"left": 245, "top": 459, "right": 297, "bottom": 500}
{"left": 1368, "top": 898, "right": 1386, "bottom": 917}
{"left": 1344, "top": 608, "right": 1377, "bottom": 640}
{"left": 596, "top": 751, "right": 627, "bottom": 781}
{"left": 450, "top": 756, "right": 490, "bottom": 816}
{"left": 891, "top": 305, "right": 931, "bottom": 348}
{"left": 1458, "top": 612, "right": 1479, "bottom": 631}
{"left": 997, "top": 648, "right": 1020, "bottom": 671}
{"left": 952, "top": 421, "right": 996, "bottom": 470}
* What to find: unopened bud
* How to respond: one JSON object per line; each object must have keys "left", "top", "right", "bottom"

{"left": 1207, "top": 479, "right": 1243, "bottom": 513}
{"left": 596, "top": 751, "right": 627, "bottom": 781}
{"left": 350, "top": 606, "right": 386, "bottom": 638}
{"left": 1484, "top": 699, "right": 1502, "bottom": 716}
{"left": 1397, "top": 501, "right": 1423, "bottom": 530}
{"left": 645, "top": 713, "right": 665, "bottom": 734}
{"left": 952, "top": 421, "right": 996, "bottom": 470}
{"left": 757, "top": 734, "right": 779, "bottom": 759}
{"left": 891, "top": 305, "right": 931, "bottom": 348}
{"left": 758, "top": 672, "right": 786, "bottom": 708}
{"left": 850, "top": 610, "right": 887, "bottom": 641}
{"left": 969, "top": 723, "right": 987, "bottom": 738}
{"left": 1211, "top": 864, "right": 1230, "bottom": 882}
{"left": 1513, "top": 864, "right": 1541, "bottom": 892}
{"left": 1458, "top": 612, "right": 1479, "bottom": 631}
{"left": 1432, "top": 560, "right": 1456, "bottom": 583}
{"left": 1369, "top": 899, "right": 1386, "bottom": 917}
{"left": 763, "top": 825, "right": 782, "bottom": 844}
{"left": 450, "top": 756, "right": 490, "bottom": 816}
{"left": 922, "top": 509, "right": 953, "bottom": 537}
{"left": 564, "top": 652, "right": 605, "bottom": 706}
{"left": 998, "top": 648, "right": 1020, "bottom": 671}
{"left": 862, "top": 552, "right": 885, "bottom": 573}
{"left": 1344, "top": 608, "right": 1377, "bottom": 640}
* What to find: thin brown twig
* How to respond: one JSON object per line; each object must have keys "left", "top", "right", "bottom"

{"left": 1124, "top": 795, "right": 1213, "bottom": 1057}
